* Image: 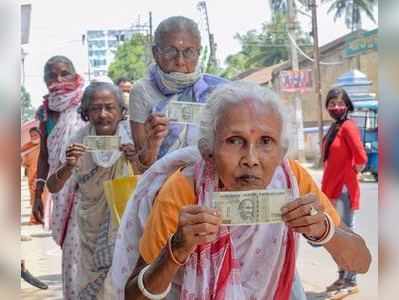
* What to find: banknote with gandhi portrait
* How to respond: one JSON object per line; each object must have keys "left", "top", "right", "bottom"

{"left": 167, "top": 101, "right": 205, "bottom": 125}
{"left": 213, "top": 189, "right": 290, "bottom": 225}
{"left": 83, "top": 135, "right": 121, "bottom": 152}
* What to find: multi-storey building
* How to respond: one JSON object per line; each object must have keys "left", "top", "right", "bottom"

{"left": 86, "top": 29, "right": 136, "bottom": 78}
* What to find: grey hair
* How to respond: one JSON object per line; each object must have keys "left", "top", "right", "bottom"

{"left": 199, "top": 80, "right": 290, "bottom": 154}
{"left": 79, "top": 82, "right": 127, "bottom": 122}
{"left": 153, "top": 16, "right": 201, "bottom": 47}
{"left": 44, "top": 55, "right": 76, "bottom": 84}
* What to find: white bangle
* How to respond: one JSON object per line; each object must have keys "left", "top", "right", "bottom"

{"left": 137, "top": 264, "right": 172, "bottom": 300}
{"left": 35, "top": 178, "right": 46, "bottom": 184}
{"left": 306, "top": 212, "right": 336, "bottom": 246}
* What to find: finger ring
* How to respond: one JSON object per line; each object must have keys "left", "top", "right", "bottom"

{"left": 309, "top": 206, "right": 318, "bottom": 216}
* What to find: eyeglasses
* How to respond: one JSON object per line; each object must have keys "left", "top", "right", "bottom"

{"left": 156, "top": 46, "right": 200, "bottom": 60}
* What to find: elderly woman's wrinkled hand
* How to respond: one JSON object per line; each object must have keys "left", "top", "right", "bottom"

{"left": 144, "top": 113, "right": 169, "bottom": 148}
{"left": 281, "top": 193, "right": 328, "bottom": 240}
{"left": 120, "top": 143, "right": 137, "bottom": 163}
{"left": 171, "top": 205, "right": 222, "bottom": 262}
{"left": 66, "top": 143, "right": 87, "bottom": 168}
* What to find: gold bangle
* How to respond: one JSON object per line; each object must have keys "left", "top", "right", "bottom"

{"left": 136, "top": 150, "right": 152, "bottom": 171}
{"left": 167, "top": 235, "right": 188, "bottom": 266}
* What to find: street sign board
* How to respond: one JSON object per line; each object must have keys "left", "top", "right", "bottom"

{"left": 344, "top": 29, "right": 378, "bottom": 58}
{"left": 279, "top": 69, "right": 313, "bottom": 93}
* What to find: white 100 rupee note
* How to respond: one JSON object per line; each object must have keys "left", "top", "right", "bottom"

{"left": 83, "top": 136, "right": 121, "bottom": 152}
{"left": 213, "top": 189, "right": 290, "bottom": 225}
{"left": 167, "top": 101, "right": 205, "bottom": 124}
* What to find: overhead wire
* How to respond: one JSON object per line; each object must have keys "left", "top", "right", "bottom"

{"left": 287, "top": 32, "right": 344, "bottom": 65}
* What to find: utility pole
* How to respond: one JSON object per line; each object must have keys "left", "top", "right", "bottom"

{"left": 21, "top": 48, "right": 27, "bottom": 86}
{"left": 197, "top": 1, "right": 217, "bottom": 71}
{"left": 149, "top": 11, "right": 153, "bottom": 43}
{"left": 310, "top": 0, "right": 324, "bottom": 167}
{"left": 287, "top": 0, "right": 306, "bottom": 162}
{"left": 82, "top": 35, "right": 91, "bottom": 81}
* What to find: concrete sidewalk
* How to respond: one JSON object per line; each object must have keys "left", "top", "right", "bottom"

{"left": 20, "top": 171, "right": 62, "bottom": 300}
{"left": 298, "top": 163, "right": 378, "bottom": 300}
{"left": 20, "top": 164, "right": 377, "bottom": 299}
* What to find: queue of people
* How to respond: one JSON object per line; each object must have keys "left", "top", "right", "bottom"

{"left": 22, "top": 15, "right": 371, "bottom": 300}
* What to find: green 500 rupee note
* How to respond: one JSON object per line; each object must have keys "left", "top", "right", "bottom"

{"left": 213, "top": 189, "right": 290, "bottom": 225}
{"left": 83, "top": 135, "right": 121, "bottom": 152}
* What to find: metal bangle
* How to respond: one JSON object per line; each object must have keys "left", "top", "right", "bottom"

{"left": 137, "top": 264, "right": 171, "bottom": 300}
{"left": 136, "top": 150, "right": 151, "bottom": 171}
{"left": 305, "top": 212, "right": 336, "bottom": 246}
{"left": 168, "top": 234, "right": 188, "bottom": 266}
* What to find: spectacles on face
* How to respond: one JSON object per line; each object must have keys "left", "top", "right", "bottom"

{"left": 156, "top": 46, "right": 200, "bottom": 61}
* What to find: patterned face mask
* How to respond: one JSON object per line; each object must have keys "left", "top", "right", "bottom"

{"left": 328, "top": 107, "right": 347, "bottom": 121}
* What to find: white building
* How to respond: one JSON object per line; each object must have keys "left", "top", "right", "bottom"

{"left": 86, "top": 29, "right": 137, "bottom": 78}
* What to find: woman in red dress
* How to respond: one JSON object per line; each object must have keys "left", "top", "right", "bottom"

{"left": 321, "top": 87, "right": 367, "bottom": 298}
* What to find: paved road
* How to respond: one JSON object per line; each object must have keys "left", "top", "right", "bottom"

{"left": 298, "top": 165, "right": 378, "bottom": 300}
{"left": 20, "top": 166, "right": 378, "bottom": 299}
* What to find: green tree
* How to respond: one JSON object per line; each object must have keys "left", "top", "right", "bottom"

{"left": 220, "top": 53, "right": 248, "bottom": 79}
{"left": 21, "top": 86, "right": 35, "bottom": 122}
{"left": 108, "top": 33, "right": 152, "bottom": 82}
{"left": 271, "top": 0, "right": 377, "bottom": 32}
{"left": 220, "top": 14, "right": 310, "bottom": 79}
{"left": 322, "top": 0, "right": 377, "bottom": 31}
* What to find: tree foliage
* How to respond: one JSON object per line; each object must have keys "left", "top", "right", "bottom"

{"left": 322, "top": 0, "right": 377, "bottom": 31}
{"left": 220, "top": 14, "right": 310, "bottom": 79}
{"left": 270, "top": 0, "right": 377, "bottom": 32}
{"left": 21, "top": 86, "right": 35, "bottom": 123}
{"left": 108, "top": 33, "right": 152, "bottom": 82}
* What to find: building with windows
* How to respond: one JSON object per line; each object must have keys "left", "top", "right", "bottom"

{"left": 85, "top": 29, "right": 137, "bottom": 78}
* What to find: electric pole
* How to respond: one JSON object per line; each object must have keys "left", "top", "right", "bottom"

{"left": 197, "top": 1, "right": 217, "bottom": 72}
{"left": 287, "top": 0, "right": 306, "bottom": 162}
{"left": 310, "top": 0, "right": 324, "bottom": 167}
{"left": 149, "top": 11, "right": 153, "bottom": 43}
{"left": 21, "top": 48, "right": 27, "bottom": 86}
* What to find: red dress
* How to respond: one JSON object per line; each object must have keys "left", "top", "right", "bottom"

{"left": 321, "top": 119, "right": 367, "bottom": 210}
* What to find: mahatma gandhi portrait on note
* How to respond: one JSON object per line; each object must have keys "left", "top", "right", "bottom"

{"left": 238, "top": 198, "right": 256, "bottom": 222}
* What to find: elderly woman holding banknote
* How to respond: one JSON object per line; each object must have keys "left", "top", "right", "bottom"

{"left": 46, "top": 82, "right": 138, "bottom": 299}
{"left": 111, "top": 81, "right": 371, "bottom": 300}
{"left": 129, "top": 16, "right": 226, "bottom": 171}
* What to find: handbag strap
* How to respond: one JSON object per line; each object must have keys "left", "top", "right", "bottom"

{"left": 112, "top": 155, "right": 135, "bottom": 178}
